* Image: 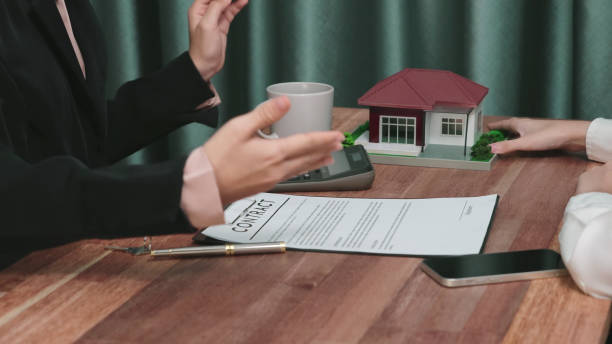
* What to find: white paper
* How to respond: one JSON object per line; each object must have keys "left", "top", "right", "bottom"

{"left": 203, "top": 193, "right": 498, "bottom": 256}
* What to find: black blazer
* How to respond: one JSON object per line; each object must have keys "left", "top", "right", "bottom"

{"left": 0, "top": 0, "right": 219, "bottom": 258}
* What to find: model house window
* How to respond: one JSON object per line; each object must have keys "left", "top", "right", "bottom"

{"left": 381, "top": 116, "right": 415, "bottom": 144}
{"left": 441, "top": 118, "right": 463, "bottom": 136}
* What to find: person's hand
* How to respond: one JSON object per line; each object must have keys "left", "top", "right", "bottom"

{"left": 576, "top": 162, "right": 612, "bottom": 195}
{"left": 487, "top": 118, "right": 590, "bottom": 154}
{"left": 203, "top": 96, "right": 345, "bottom": 205}
{"left": 188, "top": 0, "right": 248, "bottom": 81}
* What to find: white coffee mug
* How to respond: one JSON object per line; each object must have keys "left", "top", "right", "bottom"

{"left": 260, "top": 82, "right": 334, "bottom": 138}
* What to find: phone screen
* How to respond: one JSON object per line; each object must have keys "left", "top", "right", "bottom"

{"left": 422, "top": 249, "right": 565, "bottom": 279}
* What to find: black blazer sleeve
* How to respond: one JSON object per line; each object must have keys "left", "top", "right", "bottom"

{"left": 0, "top": 140, "right": 193, "bottom": 241}
{"left": 104, "top": 52, "right": 219, "bottom": 163}
{"left": 0, "top": 1, "right": 217, "bottom": 243}
{"left": 0, "top": 62, "right": 195, "bottom": 241}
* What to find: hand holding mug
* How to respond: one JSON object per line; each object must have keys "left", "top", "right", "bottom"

{"left": 203, "top": 96, "right": 345, "bottom": 205}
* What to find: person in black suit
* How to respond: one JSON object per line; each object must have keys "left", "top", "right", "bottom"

{"left": 0, "top": 0, "right": 344, "bottom": 266}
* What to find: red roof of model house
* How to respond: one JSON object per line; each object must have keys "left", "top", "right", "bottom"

{"left": 358, "top": 69, "right": 488, "bottom": 110}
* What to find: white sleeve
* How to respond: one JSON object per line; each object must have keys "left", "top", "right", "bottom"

{"left": 559, "top": 192, "right": 612, "bottom": 299}
{"left": 586, "top": 118, "right": 612, "bottom": 163}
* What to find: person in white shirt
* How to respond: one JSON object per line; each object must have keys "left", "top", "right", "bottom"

{"left": 488, "top": 117, "right": 612, "bottom": 299}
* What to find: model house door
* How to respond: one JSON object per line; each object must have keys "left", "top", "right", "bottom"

{"left": 380, "top": 116, "right": 416, "bottom": 144}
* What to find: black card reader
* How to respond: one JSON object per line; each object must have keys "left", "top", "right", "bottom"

{"left": 269, "top": 144, "right": 375, "bottom": 192}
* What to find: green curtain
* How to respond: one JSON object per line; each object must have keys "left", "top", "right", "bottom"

{"left": 89, "top": 0, "right": 612, "bottom": 162}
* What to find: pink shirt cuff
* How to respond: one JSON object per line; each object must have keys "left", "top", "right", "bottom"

{"left": 180, "top": 146, "right": 225, "bottom": 229}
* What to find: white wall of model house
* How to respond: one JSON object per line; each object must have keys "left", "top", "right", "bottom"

{"left": 424, "top": 104, "right": 483, "bottom": 147}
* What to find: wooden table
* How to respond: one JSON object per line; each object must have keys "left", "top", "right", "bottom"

{"left": 0, "top": 108, "right": 610, "bottom": 343}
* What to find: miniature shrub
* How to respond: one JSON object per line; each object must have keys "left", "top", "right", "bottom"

{"left": 352, "top": 121, "right": 369, "bottom": 138}
{"left": 470, "top": 130, "right": 507, "bottom": 161}
{"left": 487, "top": 130, "right": 505, "bottom": 143}
{"left": 343, "top": 120, "right": 369, "bottom": 147}
{"left": 342, "top": 132, "right": 355, "bottom": 146}
{"left": 471, "top": 143, "right": 493, "bottom": 161}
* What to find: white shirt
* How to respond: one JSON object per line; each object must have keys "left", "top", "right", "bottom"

{"left": 559, "top": 117, "right": 612, "bottom": 298}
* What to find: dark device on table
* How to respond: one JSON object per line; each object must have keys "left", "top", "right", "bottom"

{"left": 420, "top": 249, "right": 567, "bottom": 287}
{"left": 269, "top": 144, "right": 375, "bottom": 192}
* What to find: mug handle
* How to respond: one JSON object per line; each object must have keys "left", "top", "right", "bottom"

{"left": 257, "top": 129, "right": 280, "bottom": 140}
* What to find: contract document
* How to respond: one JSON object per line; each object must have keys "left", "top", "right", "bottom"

{"left": 202, "top": 193, "right": 498, "bottom": 256}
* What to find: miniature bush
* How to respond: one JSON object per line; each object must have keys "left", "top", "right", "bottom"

{"left": 487, "top": 130, "right": 505, "bottom": 143}
{"left": 353, "top": 121, "right": 369, "bottom": 138}
{"left": 342, "top": 120, "right": 369, "bottom": 147}
{"left": 470, "top": 130, "right": 508, "bottom": 161}
{"left": 342, "top": 132, "right": 355, "bottom": 147}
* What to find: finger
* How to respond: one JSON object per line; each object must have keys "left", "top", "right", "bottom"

{"left": 277, "top": 131, "right": 345, "bottom": 160}
{"left": 219, "top": 0, "right": 248, "bottom": 33}
{"left": 188, "top": 0, "right": 211, "bottom": 31}
{"left": 283, "top": 154, "right": 335, "bottom": 181}
{"left": 202, "top": 0, "right": 232, "bottom": 28}
{"left": 490, "top": 138, "right": 528, "bottom": 154}
{"left": 585, "top": 163, "right": 603, "bottom": 172}
{"left": 487, "top": 118, "right": 518, "bottom": 132}
{"left": 300, "top": 155, "right": 334, "bottom": 175}
{"left": 242, "top": 97, "right": 291, "bottom": 133}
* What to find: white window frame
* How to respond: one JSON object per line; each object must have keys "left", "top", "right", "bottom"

{"left": 379, "top": 115, "right": 416, "bottom": 144}
{"left": 441, "top": 117, "right": 464, "bottom": 137}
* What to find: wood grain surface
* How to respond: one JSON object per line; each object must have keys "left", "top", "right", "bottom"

{"left": 0, "top": 108, "right": 610, "bottom": 343}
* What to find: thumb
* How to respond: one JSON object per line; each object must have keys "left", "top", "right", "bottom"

{"left": 490, "top": 138, "right": 526, "bottom": 154}
{"left": 246, "top": 96, "right": 291, "bottom": 132}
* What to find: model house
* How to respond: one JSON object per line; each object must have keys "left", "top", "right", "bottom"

{"left": 357, "top": 68, "right": 488, "bottom": 157}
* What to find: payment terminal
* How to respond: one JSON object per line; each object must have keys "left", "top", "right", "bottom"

{"left": 269, "top": 144, "right": 375, "bottom": 192}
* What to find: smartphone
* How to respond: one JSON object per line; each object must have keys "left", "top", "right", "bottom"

{"left": 420, "top": 249, "right": 567, "bottom": 287}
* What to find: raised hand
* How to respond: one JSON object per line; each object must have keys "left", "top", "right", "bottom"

{"left": 188, "top": 0, "right": 248, "bottom": 81}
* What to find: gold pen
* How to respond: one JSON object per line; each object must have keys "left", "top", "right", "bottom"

{"left": 150, "top": 242, "right": 286, "bottom": 257}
